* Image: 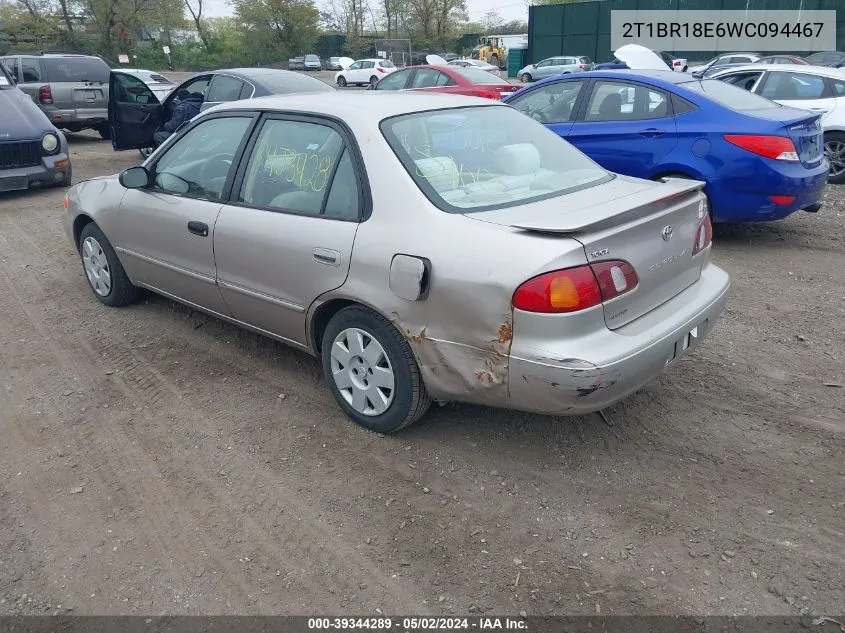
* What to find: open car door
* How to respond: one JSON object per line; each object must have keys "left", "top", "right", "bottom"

{"left": 109, "top": 71, "right": 162, "bottom": 151}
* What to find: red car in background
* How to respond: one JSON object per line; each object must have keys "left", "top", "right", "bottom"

{"left": 370, "top": 64, "right": 519, "bottom": 100}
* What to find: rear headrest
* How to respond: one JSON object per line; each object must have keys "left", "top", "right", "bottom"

{"left": 414, "top": 156, "right": 459, "bottom": 191}
{"left": 494, "top": 143, "right": 541, "bottom": 176}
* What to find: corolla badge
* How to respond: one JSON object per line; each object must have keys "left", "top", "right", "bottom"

{"left": 661, "top": 225, "right": 673, "bottom": 241}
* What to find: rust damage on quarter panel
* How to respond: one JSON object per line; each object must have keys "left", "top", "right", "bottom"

{"left": 391, "top": 310, "right": 514, "bottom": 405}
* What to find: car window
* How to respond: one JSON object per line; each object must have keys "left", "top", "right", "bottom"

{"left": 21, "top": 58, "right": 43, "bottom": 83}
{"left": 508, "top": 80, "right": 585, "bottom": 123}
{"left": 348, "top": 62, "right": 361, "bottom": 70}
{"left": 362, "top": 61, "right": 375, "bottom": 69}
{"left": 729, "top": 56, "right": 753, "bottom": 63}
{"left": 380, "top": 60, "right": 395, "bottom": 68}
{"left": 375, "top": 69, "right": 411, "bottom": 90}
{"left": 114, "top": 72, "right": 157, "bottom": 103}
{"left": 1, "top": 57, "right": 16, "bottom": 81}
{"left": 411, "top": 68, "right": 450, "bottom": 88}
{"left": 584, "top": 81, "right": 669, "bottom": 121}
{"left": 254, "top": 72, "right": 332, "bottom": 94}
{"left": 381, "top": 105, "right": 611, "bottom": 213}
{"left": 206, "top": 75, "right": 246, "bottom": 102}
{"left": 711, "top": 56, "right": 731, "bottom": 67}
{"left": 833, "top": 80, "right": 845, "bottom": 96}
{"left": 682, "top": 78, "right": 784, "bottom": 110}
{"left": 719, "top": 71, "right": 763, "bottom": 92}
{"left": 153, "top": 116, "right": 251, "bottom": 200}
{"left": 761, "top": 72, "right": 827, "bottom": 100}
{"left": 580, "top": 57, "right": 591, "bottom": 64}
{"left": 43, "top": 57, "right": 110, "bottom": 82}
{"left": 536, "top": 59, "right": 551, "bottom": 68}
{"left": 238, "top": 119, "right": 356, "bottom": 219}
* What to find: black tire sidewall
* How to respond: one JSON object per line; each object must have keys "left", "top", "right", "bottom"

{"left": 337, "top": 77, "right": 346, "bottom": 86}
{"left": 521, "top": 73, "right": 531, "bottom": 82}
{"left": 78, "top": 223, "right": 135, "bottom": 307}
{"left": 321, "top": 307, "right": 419, "bottom": 433}
{"left": 825, "top": 132, "right": 845, "bottom": 184}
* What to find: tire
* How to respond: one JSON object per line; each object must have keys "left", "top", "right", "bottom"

{"left": 337, "top": 76, "right": 347, "bottom": 87}
{"left": 78, "top": 223, "right": 139, "bottom": 307}
{"left": 59, "top": 164, "right": 72, "bottom": 187}
{"left": 824, "top": 131, "right": 845, "bottom": 185}
{"left": 321, "top": 306, "right": 432, "bottom": 433}
{"left": 96, "top": 122, "right": 111, "bottom": 140}
{"left": 369, "top": 75, "right": 379, "bottom": 86}
{"left": 520, "top": 73, "right": 532, "bottom": 83}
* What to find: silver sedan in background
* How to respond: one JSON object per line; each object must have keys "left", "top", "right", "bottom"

{"left": 62, "top": 93, "right": 729, "bottom": 433}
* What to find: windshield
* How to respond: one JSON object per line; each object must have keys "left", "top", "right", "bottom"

{"left": 380, "top": 105, "right": 611, "bottom": 213}
{"left": 451, "top": 67, "right": 508, "bottom": 84}
{"left": 681, "top": 79, "right": 783, "bottom": 111}
{"left": 305, "top": 55, "right": 319, "bottom": 62}
{"left": 44, "top": 57, "right": 111, "bottom": 82}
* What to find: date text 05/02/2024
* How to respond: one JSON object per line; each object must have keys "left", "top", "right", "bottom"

{"left": 307, "top": 617, "right": 528, "bottom": 630}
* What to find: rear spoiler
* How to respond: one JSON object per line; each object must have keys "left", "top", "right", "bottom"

{"left": 509, "top": 178, "right": 705, "bottom": 234}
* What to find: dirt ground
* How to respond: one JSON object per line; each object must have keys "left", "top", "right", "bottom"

{"left": 0, "top": 128, "right": 843, "bottom": 618}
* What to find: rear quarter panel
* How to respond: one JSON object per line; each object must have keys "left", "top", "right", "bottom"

{"left": 311, "top": 121, "right": 591, "bottom": 407}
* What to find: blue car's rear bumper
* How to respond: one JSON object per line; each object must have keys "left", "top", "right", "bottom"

{"left": 707, "top": 159, "right": 828, "bottom": 223}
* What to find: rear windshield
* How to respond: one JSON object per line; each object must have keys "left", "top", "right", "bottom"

{"left": 380, "top": 105, "right": 611, "bottom": 213}
{"left": 452, "top": 67, "right": 509, "bottom": 84}
{"left": 681, "top": 78, "right": 782, "bottom": 111}
{"left": 380, "top": 60, "right": 395, "bottom": 68}
{"left": 44, "top": 57, "right": 111, "bottom": 82}
{"left": 255, "top": 71, "right": 333, "bottom": 93}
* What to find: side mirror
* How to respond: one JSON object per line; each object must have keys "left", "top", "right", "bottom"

{"left": 119, "top": 166, "right": 151, "bottom": 189}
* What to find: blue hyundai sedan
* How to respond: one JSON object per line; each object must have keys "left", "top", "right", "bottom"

{"left": 502, "top": 70, "right": 827, "bottom": 223}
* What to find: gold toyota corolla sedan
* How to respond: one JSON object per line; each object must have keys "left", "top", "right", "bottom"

{"left": 63, "top": 91, "right": 730, "bottom": 433}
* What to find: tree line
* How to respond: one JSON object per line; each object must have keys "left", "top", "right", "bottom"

{"left": 0, "top": 0, "right": 528, "bottom": 70}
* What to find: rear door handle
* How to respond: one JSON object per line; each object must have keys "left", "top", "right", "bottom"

{"left": 187, "top": 221, "right": 208, "bottom": 237}
{"left": 313, "top": 248, "right": 340, "bottom": 267}
{"left": 639, "top": 128, "right": 666, "bottom": 137}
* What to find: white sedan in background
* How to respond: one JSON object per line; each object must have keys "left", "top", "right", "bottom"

{"left": 710, "top": 63, "right": 845, "bottom": 183}
{"left": 448, "top": 59, "right": 501, "bottom": 77}
{"left": 335, "top": 59, "right": 397, "bottom": 87}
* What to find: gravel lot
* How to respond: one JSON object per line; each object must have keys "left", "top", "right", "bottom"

{"left": 0, "top": 88, "right": 843, "bottom": 617}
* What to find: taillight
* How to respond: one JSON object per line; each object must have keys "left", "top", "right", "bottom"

{"left": 39, "top": 85, "right": 53, "bottom": 104}
{"left": 692, "top": 209, "right": 713, "bottom": 256}
{"left": 376, "top": 67, "right": 386, "bottom": 73}
{"left": 475, "top": 89, "right": 501, "bottom": 100}
{"left": 513, "top": 261, "right": 638, "bottom": 314}
{"left": 723, "top": 134, "right": 798, "bottom": 161}
{"left": 579, "top": 64, "right": 586, "bottom": 69}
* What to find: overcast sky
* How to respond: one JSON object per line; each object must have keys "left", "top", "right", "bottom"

{"left": 201, "top": 0, "right": 529, "bottom": 28}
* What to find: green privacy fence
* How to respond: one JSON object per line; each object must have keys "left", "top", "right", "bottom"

{"left": 527, "top": 0, "right": 845, "bottom": 64}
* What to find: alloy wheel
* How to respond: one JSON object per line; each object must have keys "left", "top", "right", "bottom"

{"left": 825, "top": 139, "right": 845, "bottom": 177}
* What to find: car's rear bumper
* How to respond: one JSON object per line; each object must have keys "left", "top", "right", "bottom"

{"left": 507, "top": 262, "right": 730, "bottom": 416}
{"left": 42, "top": 107, "right": 108, "bottom": 128}
{"left": 0, "top": 153, "right": 71, "bottom": 192}
{"left": 708, "top": 158, "right": 828, "bottom": 222}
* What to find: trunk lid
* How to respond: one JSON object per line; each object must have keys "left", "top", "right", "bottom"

{"left": 784, "top": 113, "right": 824, "bottom": 168}
{"left": 469, "top": 175, "right": 709, "bottom": 329}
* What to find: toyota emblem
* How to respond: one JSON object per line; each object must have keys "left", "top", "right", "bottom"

{"left": 661, "top": 225, "right": 673, "bottom": 241}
